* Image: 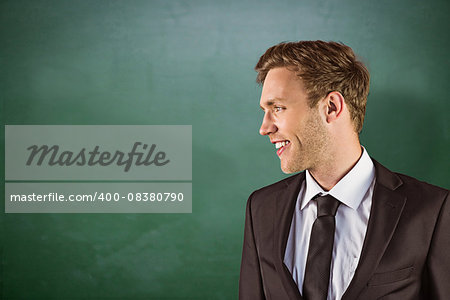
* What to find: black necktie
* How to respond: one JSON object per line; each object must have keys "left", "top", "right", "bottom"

{"left": 303, "top": 194, "right": 341, "bottom": 300}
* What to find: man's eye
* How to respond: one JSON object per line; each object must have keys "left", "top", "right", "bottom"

{"left": 274, "top": 107, "right": 284, "bottom": 112}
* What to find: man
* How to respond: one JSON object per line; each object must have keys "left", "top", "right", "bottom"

{"left": 239, "top": 41, "right": 449, "bottom": 300}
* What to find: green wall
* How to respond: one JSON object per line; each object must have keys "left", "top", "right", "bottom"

{"left": 1, "top": 0, "right": 449, "bottom": 299}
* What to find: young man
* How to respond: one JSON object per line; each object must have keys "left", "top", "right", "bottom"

{"left": 239, "top": 41, "right": 449, "bottom": 300}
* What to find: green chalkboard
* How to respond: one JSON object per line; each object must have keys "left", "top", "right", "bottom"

{"left": 1, "top": 0, "right": 449, "bottom": 299}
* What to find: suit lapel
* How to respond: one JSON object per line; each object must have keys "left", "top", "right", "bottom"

{"left": 342, "top": 159, "right": 406, "bottom": 299}
{"left": 273, "top": 172, "right": 305, "bottom": 300}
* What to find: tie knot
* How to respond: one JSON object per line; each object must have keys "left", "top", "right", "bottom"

{"left": 315, "top": 194, "right": 341, "bottom": 217}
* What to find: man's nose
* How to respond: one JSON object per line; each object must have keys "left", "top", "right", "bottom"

{"left": 259, "top": 113, "right": 277, "bottom": 136}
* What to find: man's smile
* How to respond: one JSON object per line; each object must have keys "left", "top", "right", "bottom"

{"left": 272, "top": 140, "right": 291, "bottom": 156}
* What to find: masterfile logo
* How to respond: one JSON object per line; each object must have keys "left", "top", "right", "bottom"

{"left": 5, "top": 125, "right": 192, "bottom": 180}
{"left": 5, "top": 125, "right": 192, "bottom": 213}
{"left": 26, "top": 142, "right": 170, "bottom": 172}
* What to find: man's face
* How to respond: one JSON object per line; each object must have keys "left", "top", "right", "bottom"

{"left": 259, "top": 67, "right": 329, "bottom": 173}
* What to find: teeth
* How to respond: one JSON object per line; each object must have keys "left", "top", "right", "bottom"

{"left": 275, "top": 141, "right": 290, "bottom": 149}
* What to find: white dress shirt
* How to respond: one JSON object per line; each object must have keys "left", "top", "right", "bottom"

{"left": 283, "top": 147, "right": 376, "bottom": 300}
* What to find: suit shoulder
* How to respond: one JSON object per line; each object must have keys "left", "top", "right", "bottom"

{"left": 251, "top": 172, "right": 302, "bottom": 197}
{"left": 388, "top": 171, "right": 449, "bottom": 215}
{"left": 372, "top": 158, "right": 448, "bottom": 200}
{"left": 245, "top": 173, "right": 303, "bottom": 220}
{"left": 246, "top": 172, "right": 303, "bottom": 212}
{"left": 395, "top": 172, "right": 449, "bottom": 198}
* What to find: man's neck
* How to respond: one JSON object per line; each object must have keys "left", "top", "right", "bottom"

{"left": 309, "top": 143, "right": 363, "bottom": 191}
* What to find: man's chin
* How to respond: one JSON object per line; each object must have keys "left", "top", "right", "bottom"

{"left": 280, "top": 162, "right": 304, "bottom": 174}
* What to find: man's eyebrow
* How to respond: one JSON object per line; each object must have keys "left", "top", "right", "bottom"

{"left": 260, "top": 101, "right": 274, "bottom": 110}
{"left": 260, "top": 98, "right": 285, "bottom": 110}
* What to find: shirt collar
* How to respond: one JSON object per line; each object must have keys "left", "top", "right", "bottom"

{"left": 300, "top": 147, "right": 375, "bottom": 210}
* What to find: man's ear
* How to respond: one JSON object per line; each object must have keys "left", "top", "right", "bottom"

{"left": 325, "top": 91, "right": 345, "bottom": 124}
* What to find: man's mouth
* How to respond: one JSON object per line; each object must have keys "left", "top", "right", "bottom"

{"left": 274, "top": 140, "right": 290, "bottom": 156}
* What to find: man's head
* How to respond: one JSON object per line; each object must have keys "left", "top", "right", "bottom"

{"left": 256, "top": 41, "right": 370, "bottom": 133}
{"left": 256, "top": 41, "right": 370, "bottom": 174}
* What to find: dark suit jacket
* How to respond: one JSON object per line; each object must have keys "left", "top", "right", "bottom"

{"left": 239, "top": 159, "right": 449, "bottom": 299}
